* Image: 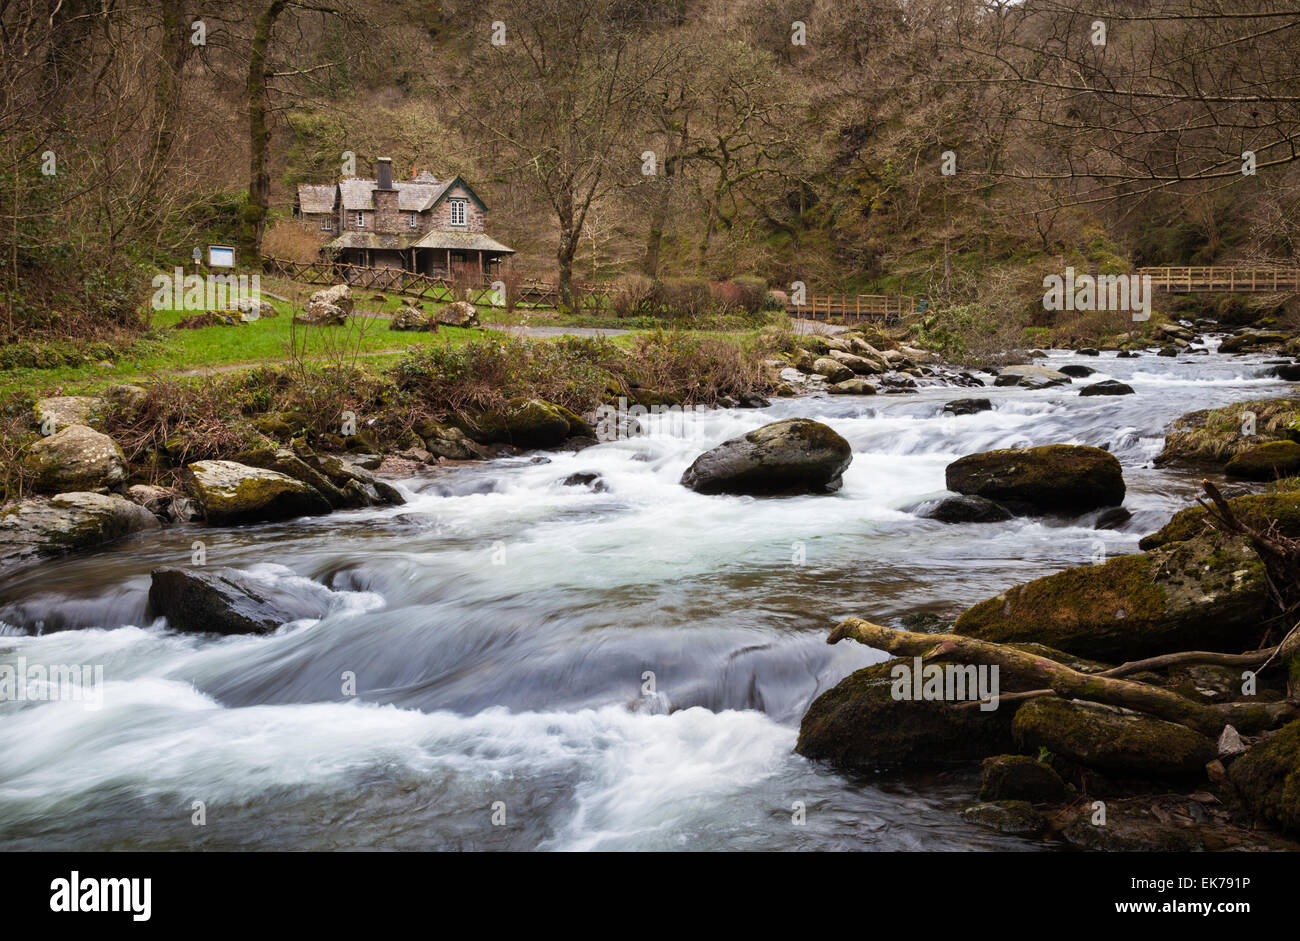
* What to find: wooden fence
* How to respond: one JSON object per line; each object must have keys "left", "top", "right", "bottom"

{"left": 784, "top": 293, "right": 920, "bottom": 324}
{"left": 1137, "top": 266, "right": 1300, "bottom": 294}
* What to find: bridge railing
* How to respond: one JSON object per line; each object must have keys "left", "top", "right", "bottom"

{"left": 1137, "top": 266, "right": 1300, "bottom": 293}
{"left": 785, "top": 293, "right": 919, "bottom": 324}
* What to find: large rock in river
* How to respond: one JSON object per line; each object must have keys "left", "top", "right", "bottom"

{"left": 182, "top": 460, "right": 332, "bottom": 525}
{"left": 1140, "top": 489, "right": 1300, "bottom": 550}
{"left": 953, "top": 531, "right": 1271, "bottom": 660}
{"left": 0, "top": 492, "right": 160, "bottom": 573}
{"left": 1229, "top": 718, "right": 1300, "bottom": 835}
{"left": 1225, "top": 440, "right": 1300, "bottom": 480}
{"left": 456, "top": 398, "right": 591, "bottom": 449}
{"left": 680, "top": 418, "right": 852, "bottom": 496}
{"left": 795, "top": 659, "right": 1016, "bottom": 771}
{"left": 945, "top": 444, "right": 1124, "bottom": 513}
{"left": 1013, "top": 697, "right": 1217, "bottom": 777}
{"left": 994, "top": 365, "right": 1071, "bottom": 389}
{"left": 149, "top": 566, "right": 329, "bottom": 635}
{"left": 23, "top": 424, "right": 127, "bottom": 493}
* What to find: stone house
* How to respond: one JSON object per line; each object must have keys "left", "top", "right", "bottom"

{"left": 294, "top": 157, "right": 515, "bottom": 279}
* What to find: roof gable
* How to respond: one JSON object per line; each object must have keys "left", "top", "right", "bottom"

{"left": 429, "top": 177, "right": 488, "bottom": 213}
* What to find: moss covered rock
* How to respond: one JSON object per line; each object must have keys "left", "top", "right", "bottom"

{"left": 954, "top": 531, "right": 1270, "bottom": 660}
{"left": 32, "top": 396, "right": 105, "bottom": 433}
{"left": 1228, "top": 718, "right": 1300, "bottom": 834}
{"left": 680, "top": 418, "right": 852, "bottom": 496}
{"left": 945, "top": 444, "right": 1124, "bottom": 513}
{"left": 1139, "top": 490, "right": 1300, "bottom": 549}
{"left": 960, "top": 801, "right": 1048, "bottom": 836}
{"left": 993, "top": 365, "right": 1071, "bottom": 389}
{"left": 795, "top": 659, "right": 1017, "bottom": 772}
{"left": 1012, "top": 698, "right": 1216, "bottom": 776}
{"left": 1224, "top": 440, "right": 1300, "bottom": 480}
{"left": 23, "top": 424, "right": 127, "bottom": 494}
{"left": 183, "top": 460, "right": 332, "bottom": 525}
{"left": 458, "top": 398, "right": 584, "bottom": 448}
{"left": 1155, "top": 398, "right": 1300, "bottom": 468}
{"left": 978, "top": 755, "right": 1067, "bottom": 803}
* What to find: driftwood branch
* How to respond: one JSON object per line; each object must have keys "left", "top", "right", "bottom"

{"left": 828, "top": 618, "right": 1228, "bottom": 737}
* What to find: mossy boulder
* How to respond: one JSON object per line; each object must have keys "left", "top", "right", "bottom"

{"left": 978, "top": 755, "right": 1067, "bottom": 803}
{"left": 1139, "top": 490, "right": 1300, "bottom": 549}
{"left": 293, "top": 452, "right": 404, "bottom": 506}
{"left": 235, "top": 445, "right": 351, "bottom": 509}
{"left": 0, "top": 492, "right": 160, "bottom": 574}
{"left": 1012, "top": 698, "right": 1217, "bottom": 777}
{"left": 390, "top": 306, "right": 437, "bottom": 331}
{"left": 436, "top": 301, "right": 480, "bottom": 327}
{"left": 954, "top": 531, "right": 1270, "bottom": 660}
{"left": 812, "top": 357, "right": 853, "bottom": 383}
{"left": 457, "top": 398, "right": 587, "bottom": 448}
{"left": 795, "top": 659, "right": 1016, "bottom": 772}
{"left": 1079, "top": 380, "right": 1134, "bottom": 397}
{"left": 680, "top": 418, "right": 852, "bottom": 496}
{"left": 1228, "top": 718, "right": 1300, "bottom": 834}
{"left": 1224, "top": 440, "right": 1300, "bottom": 480}
{"left": 993, "top": 365, "right": 1071, "bottom": 389}
{"left": 32, "top": 396, "right": 105, "bottom": 433}
{"left": 1155, "top": 398, "right": 1300, "bottom": 468}
{"left": 415, "top": 419, "right": 487, "bottom": 460}
{"left": 1217, "top": 330, "right": 1288, "bottom": 353}
{"left": 23, "top": 424, "right": 127, "bottom": 493}
{"left": 960, "top": 801, "right": 1047, "bottom": 836}
{"left": 827, "top": 378, "right": 877, "bottom": 395}
{"left": 945, "top": 444, "right": 1124, "bottom": 513}
{"left": 182, "top": 460, "right": 332, "bottom": 525}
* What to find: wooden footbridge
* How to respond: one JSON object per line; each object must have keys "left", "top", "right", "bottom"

{"left": 1137, "top": 266, "right": 1300, "bottom": 294}
{"left": 782, "top": 293, "right": 923, "bottom": 324}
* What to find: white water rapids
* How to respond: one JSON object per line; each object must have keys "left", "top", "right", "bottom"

{"left": 0, "top": 343, "right": 1293, "bottom": 850}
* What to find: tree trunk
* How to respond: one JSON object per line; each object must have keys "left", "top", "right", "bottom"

{"left": 240, "top": 1, "right": 289, "bottom": 265}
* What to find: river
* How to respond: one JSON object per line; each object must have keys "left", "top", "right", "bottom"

{"left": 0, "top": 341, "right": 1292, "bottom": 850}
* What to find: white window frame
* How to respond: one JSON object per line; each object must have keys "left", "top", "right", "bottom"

{"left": 320, "top": 217, "right": 333, "bottom": 231}
{"left": 354, "top": 210, "right": 366, "bottom": 228}
{"left": 449, "top": 199, "right": 467, "bottom": 227}
{"left": 409, "top": 211, "right": 418, "bottom": 229}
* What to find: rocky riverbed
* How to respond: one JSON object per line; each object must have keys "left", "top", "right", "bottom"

{"left": 3, "top": 329, "right": 1300, "bottom": 850}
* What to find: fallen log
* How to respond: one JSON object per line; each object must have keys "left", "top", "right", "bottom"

{"left": 828, "top": 617, "right": 1228, "bottom": 737}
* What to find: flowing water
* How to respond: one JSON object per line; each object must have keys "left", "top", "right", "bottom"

{"left": 0, "top": 342, "right": 1293, "bottom": 851}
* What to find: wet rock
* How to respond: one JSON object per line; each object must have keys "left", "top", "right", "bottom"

{"left": 1157, "top": 346, "right": 1179, "bottom": 357}
{"left": 945, "top": 444, "right": 1124, "bottom": 513}
{"left": 1117, "top": 350, "right": 1139, "bottom": 358}
{"left": 826, "top": 378, "right": 877, "bottom": 395}
{"left": 1012, "top": 697, "right": 1217, "bottom": 776}
{"left": 295, "top": 452, "right": 404, "bottom": 506}
{"left": 182, "top": 460, "right": 332, "bottom": 526}
{"left": 124, "top": 484, "right": 201, "bottom": 522}
{"left": 979, "top": 755, "right": 1067, "bottom": 803}
{"left": 812, "top": 357, "right": 854, "bottom": 383}
{"left": 1076, "top": 348, "right": 1100, "bottom": 356}
{"left": 943, "top": 398, "right": 991, "bottom": 416}
{"left": 416, "top": 419, "right": 486, "bottom": 460}
{"left": 562, "top": 472, "right": 607, "bottom": 492}
{"left": 23, "top": 424, "right": 127, "bottom": 493}
{"left": 737, "top": 392, "right": 771, "bottom": 408}
{"left": 389, "top": 305, "right": 437, "bottom": 331}
{"left": 953, "top": 530, "right": 1271, "bottom": 660}
{"left": 0, "top": 492, "right": 160, "bottom": 573}
{"left": 994, "top": 365, "right": 1071, "bottom": 389}
{"left": 1272, "top": 363, "right": 1300, "bottom": 381}
{"left": 828, "top": 349, "right": 885, "bottom": 375}
{"left": 680, "top": 418, "right": 852, "bottom": 496}
{"left": 1225, "top": 440, "right": 1300, "bottom": 479}
{"left": 235, "top": 445, "right": 355, "bottom": 509}
{"left": 1094, "top": 506, "right": 1132, "bottom": 530}
{"left": 917, "top": 494, "right": 1012, "bottom": 523}
{"left": 1219, "top": 330, "right": 1288, "bottom": 354}
{"left": 961, "top": 801, "right": 1048, "bottom": 836}
{"left": 1058, "top": 364, "right": 1095, "bottom": 378}
{"left": 148, "top": 566, "right": 328, "bottom": 636}
{"left": 1079, "top": 379, "right": 1135, "bottom": 396}
{"left": 795, "top": 659, "right": 1016, "bottom": 771}
{"left": 436, "top": 301, "right": 480, "bottom": 327}
{"left": 1228, "top": 718, "right": 1300, "bottom": 835}
{"left": 1059, "top": 807, "right": 1202, "bottom": 851}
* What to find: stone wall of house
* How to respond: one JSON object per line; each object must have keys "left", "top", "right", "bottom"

{"left": 301, "top": 211, "right": 336, "bottom": 233}
{"left": 430, "top": 183, "right": 485, "bottom": 232}
{"left": 373, "top": 190, "right": 403, "bottom": 233}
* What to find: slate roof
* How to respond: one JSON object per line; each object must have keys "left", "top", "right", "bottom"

{"left": 297, "top": 184, "right": 337, "bottom": 214}
{"left": 413, "top": 230, "right": 515, "bottom": 253}
{"left": 325, "top": 232, "right": 419, "bottom": 251}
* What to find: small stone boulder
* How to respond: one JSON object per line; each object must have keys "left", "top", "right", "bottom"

{"left": 23, "top": 424, "right": 127, "bottom": 493}
{"left": 944, "top": 398, "right": 991, "bottom": 416}
{"left": 33, "top": 396, "right": 104, "bottom": 432}
{"left": 436, "top": 301, "right": 480, "bottom": 327}
{"left": 917, "top": 494, "right": 1012, "bottom": 523}
{"left": 182, "top": 460, "right": 332, "bottom": 525}
{"left": 1058, "top": 364, "right": 1096, "bottom": 378}
{"left": 1228, "top": 718, "right": 1300, "bottom": 835}
{"left": 0, "top": 492, "right": 160, "bottom": 573}
{"left": 994, "top": 365, "right": 1071, "bottom": 389}
{"left": 945, "top": 444, "right": 1124, "bottom": 513}
{"left": 827, "top": 378, "right": 877, "bottom": 395}
{"left": 680, "top": 418, "right": 852, "bottom": 496}
{"left": 148, "top": 566, "right": 329, "bottom": 636}
{"left": 390, "top": 305, "right": 437, "bottom": 332}
{"left": 296, "top": 283, "right": 353, "bottom": 325}
{"left": 978, "top": 755, "right": 1067, "bottom": 803}
{"left": 458, "top": 398, "right": 588, "bottom": 449}
{"left": 1079, "top": 379, "right": 1135, "bottom": 397}
{"left": 812, "top": 357, "right": 854, "bottom": 383}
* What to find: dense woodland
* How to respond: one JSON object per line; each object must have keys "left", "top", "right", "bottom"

{"left": 3, "top": 0, "right": 1300, "bottom": 340}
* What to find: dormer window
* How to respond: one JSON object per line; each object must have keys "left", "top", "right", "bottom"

{"left": 409, "top": 211, "right": 418, "bottom": 229}
{"left": 320, "top": 217, "right": 333, "bottom": 231}
{"left": 353, "top": 211, "right": 366, "bottom": 228}
{"left": 449, "top": 199, "right": 467, "bottom": 227}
